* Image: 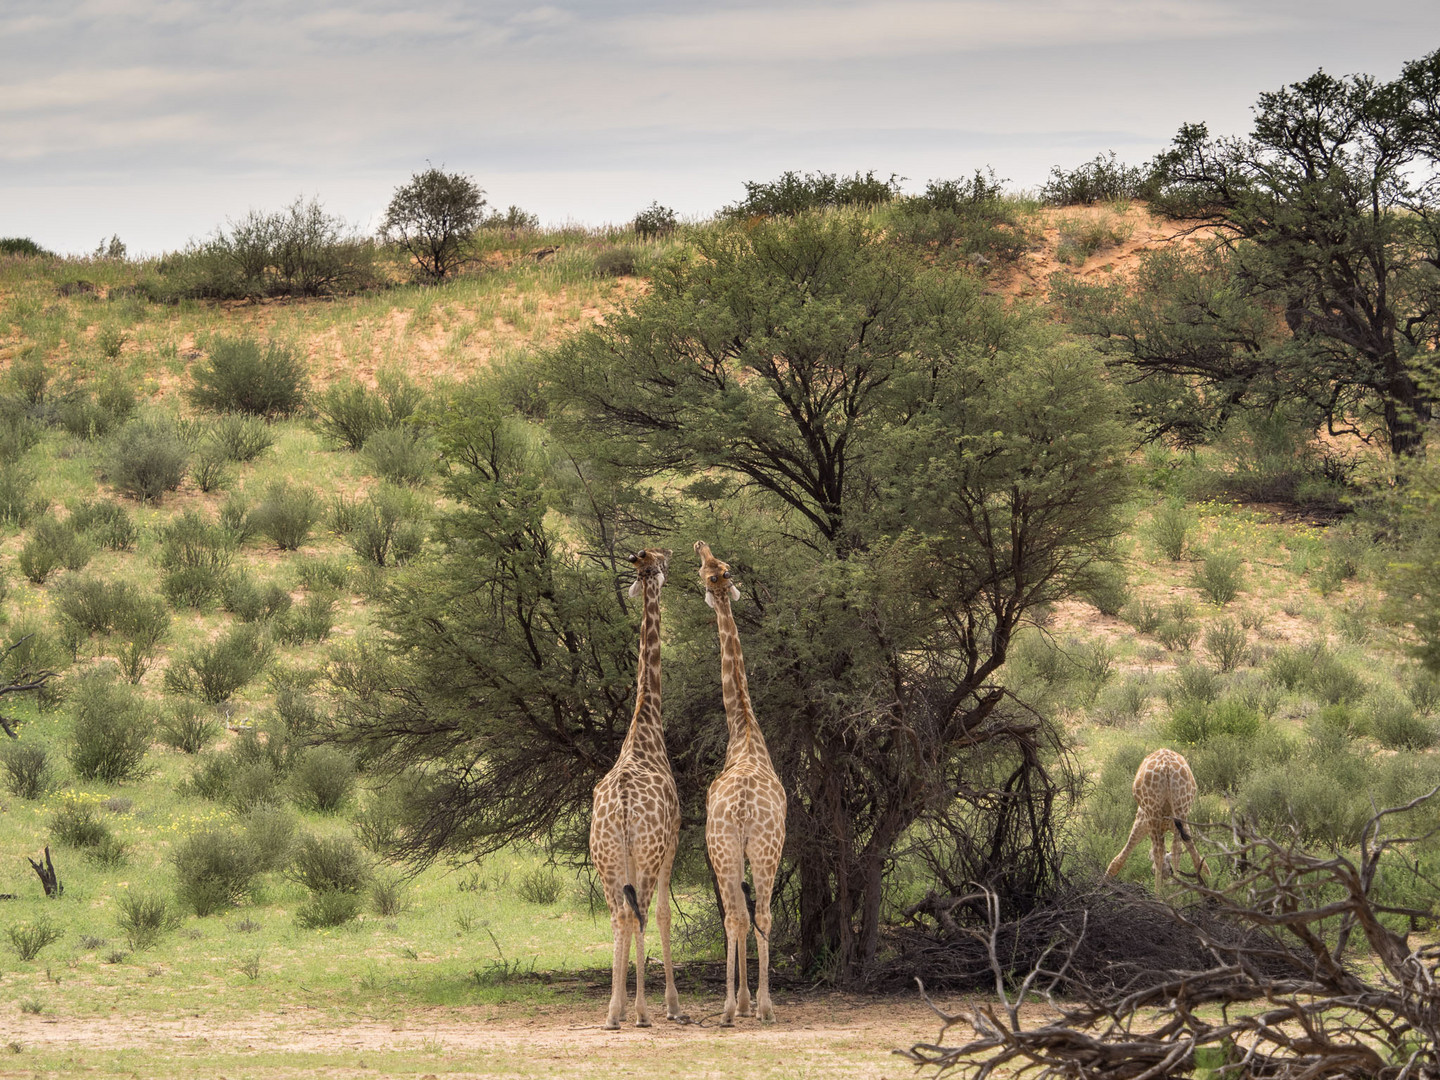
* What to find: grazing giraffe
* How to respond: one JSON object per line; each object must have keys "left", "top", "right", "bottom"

{"left": 589, "top": 549, "right": 682, "bottom": 1030}
{"left": 1106, "top": 747, "right": 1208, "bottom": 894}
{"left": 695, "top": 541, "right": 786, "bottom": 1026}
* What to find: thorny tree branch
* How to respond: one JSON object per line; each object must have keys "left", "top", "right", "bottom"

{"left": 897, "top": 794, "right": 1440, "bottom": 1079}
{"left": 0, "top": 635, "right": 57, "bottom": 739}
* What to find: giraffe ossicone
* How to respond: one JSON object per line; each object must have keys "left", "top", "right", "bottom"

{"left": 589, "top": 548, "right": 682, "bottom": 1029}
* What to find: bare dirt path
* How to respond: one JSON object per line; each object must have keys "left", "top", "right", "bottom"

{"left": 0, "top": 993, "right": 966, "bottom": 1079}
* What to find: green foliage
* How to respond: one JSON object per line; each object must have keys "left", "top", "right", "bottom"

{"left": 0, "top": 238, "right": 52, "bottom": 257}
{"left": 0, "top": 741, "right": 57, "bottom": 800}
{"left": 164, "top": 623, "right": 273, "bottom": 703}
{"left": 1156, "top": 605, "right": 1200, "bottom": 651}
{"left": 67, "top": 667, "right": 152, "bottom": 782}
{"left": 287, "top": 833, "right": 371, "bottom": 895}
{"left": 632, "top": 202, "right": 677, "bottom": 238}
{"left": 103, "top": 419, "right": 189, "bottom": 502}
{"left": 1166, "top": 661, "right": 1220, "bottom": 706}
{"left": 18, "top": 516, "right": 91, "bottom": 583}
{"left": 1203, "top": 618, "right": 1248, "bottom": 672}
{"left": 171, "top": 826, "right": 261, "bottom": 916}
{"left": 886, "top": 170, "right": 1035, "bottom": 265}
{"left": 1078, "top": 561, "right": 1129, "bottom": 616}
{"left": 361, "top": 427, "right": 434, "bottom": 486}
{"left": 516, "top": 866, "right": 564, "bottom": 905}
{"left": 252, "top": 479, "right": 320, "bottom": 550}
{"left": 53, "top": 575, "right": 151, "bottom": 638}
{"left": 156, "top": 700, "right": 222, "bottom": 754}
{"left": 1121, "top": 598, "right": 1161, "bottom": 634}
{"left": 274, "top": 592, "right": 335, "bottom": 645}
{"left": 54, "top": 377, "right": 136, "bottom": 440}
{"left": 1370, "top": 696, "right": 1438, "bottom": 751}
{"left": 1166, "top": 698, "right": 1262, "bottom": 746}
{"left": 1040, "top": 151, "right": 1151, "bottom": 205}
{"left": 381, "top": 167, "right": 487, "bottom": 282}
{"left": 1148, "top": 500, "right": 1193, "bottom": 560}
{"left": 50, "top": 801, "right": 111, "bottom": 847}
{"left": 7, "top": 919, "right": 61, "bottom": 961}
{"left": 1194, "top": 549, "right": 1244, "bottom": 605}
{"left": 0, "top": 462, "right": 43, "bottom": 527}
{"left": 242, "top": 804, "right": 297, "bottom": 873}
{"left": 115, "top": 891, "right": 177, "bottom": 951}
{"left": 727, "top": 169, "right": 900, "bottom": 216}
{"left": 591, "top": 247, "right": 637, "bottom": 277}
{"left": 222, "top": 573, "right": 293, "bottom": 623}
{"left": 340, "top": 484, "right": 427, "bottom": 566}
{"left": 481, "top": 205, "right": 538, "bottom": 231}
{"left": 288, "top": 745, "right": 356, "bottom": 813}
{"left": 295, "top": 889, "right": 363, "bottom": 929}
{"left": 311, "top": 370, "right": 425, "bottom": 452}
{"left": 1054, "top": 212, "right": 1133, "bottom": 266}
{"left": 67, "top": 498, "right": 136, "bottom": 550}
{"left": 206, "top": 413, "right": 274, "bottom": 462}
{"left": 186, "top": 336, "right": 307, "bottom": 418}
{"left": 157, "top": 509, "right": 237, "bottom": 609}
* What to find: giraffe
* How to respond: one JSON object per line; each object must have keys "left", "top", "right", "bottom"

{"left": 1105, "top": 747, "right": 1208, "bottom": 894}
{"left": 589, "top": 549, "right": 682, "bottom": 1030}
{"left": 695, "top": 541, "right": 786, "bottom": 1026}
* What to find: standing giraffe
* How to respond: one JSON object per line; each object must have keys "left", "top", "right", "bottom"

{"left": 1105, "top": 747, "right": 1208, "bottom": 894}
{"left": 589, "top": 549, "right": 682, "bottom": 1030}
{"left": 695, "top": 541, "right": 786, "bottom": 1026}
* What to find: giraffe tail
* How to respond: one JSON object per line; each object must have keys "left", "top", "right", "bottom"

{"left": 623, "top": 884, "right": 645, "bottom": 931}
{"left": 1174, "top": 817, "right": 1191, "bottom": 842}
{"left": 742, "top": 880, "right": 767, "bottom": 941}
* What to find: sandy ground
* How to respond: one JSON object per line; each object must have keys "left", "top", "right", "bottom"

{"left": 0, "top": 993, "right": 976, "bottom": 1079}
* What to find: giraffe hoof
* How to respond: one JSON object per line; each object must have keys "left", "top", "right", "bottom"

{"left": 636, "top": 1016, "right": 652, "bottom": 1028}
{"left": 720, "top": 1014, "right": 736, "bottom": 1028}
{"left": 603, "top": 1019, "right": 621, "bottom": 1031}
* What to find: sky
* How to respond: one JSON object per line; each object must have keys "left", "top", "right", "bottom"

{"left": 4, "top": 1, "right": 1440, "bottom": 256}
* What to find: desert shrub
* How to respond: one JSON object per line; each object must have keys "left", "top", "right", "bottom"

{"left": 1193, "top": 550, "right": 1243, "bottom": 605}
{"left": 1370, "top": 697, "right": 1438, "bottom": 751}
{"left": 1187, "top": 722, "right": 1294, "bottom": 796}
{"left": 592, "top": 247, "right": 638, "bottom": 277}
{"left": 0, "top": 741, "right": 57, "bottom": 800}
{"left": 228, "top": 761, "right": 283, "bottom": 812}
{"left": 67, "top": 668, "right": 152, "bottom": 782}
{"left": 242, "top": 804, "right": 297, "bottom": 873}
{"left": 50, "top": 801, "right": 111, "bottom": 847}
{"left": 1121, "top": 598, "right": 1162, "bottom": 634}
{"left": 1148, "top": 500, "right": 1193, "bottom": 560}
{"left": 55, "top": 378, "right": 136, "bottom": 440}
{"left": 53, "top": 575, "right": 152, "bottom": 638}
{"left": 186, "top": 336, "right": 307, "bottom": 418}
{"left": 371, "top": 877, "right": 409, "bottom": 916}
{"left": 1040, "top": 151, "right": 1150, "bottom": 205}
{"left": 157, "top": 509, "right": 236, "bottom": 609}
{"left": 223, "top": 573, "right": 293, "bottom": 623}
{"left": 296, "top": 889, "right": 364, "bottom": 928}
{"left": 287, "top": 833, "right": 371, "bottom": 895}
{"left": 86, "top": 832, "right": 130, "bottom": 867}
{"left": 104, "top": 419, "right": 189, "bottom": 502}
{"left": 481, "top": 205, "right": 539, "bottom": 231}
{"left": 207, "top": 413, "right": 274, "bottom": 462}
{"left": 270, "top": 668, "right": 326, "bottom": 736}
{"left": 113, "top": 593, "right": 170, "bottom": 684}
{"left": 1408, "top": 667, "right": 1440, "bottom": 715}
{"left": 289, "top": 745, "right": 356, "bottom": 813}
{"left": 728, "top": 169, "right": 900, "bottom": 217}
{"left": 115, "top": 891, "right": 177, "bottom": 951}
{"left": 0, "top": 462, "right": 43, "bottom": 527}
{"left": 274, "top": 592, "right": 335, "bottom": 645}
{"left": 190, "top": 445, "right": 231, "bottom": 493}
{"left": 18, "top": 517, "right": 91, "bottom": 583}
{"left": 1167, "top": 662, "right": 1220, "bottom": 705}
{"left": 164, "top": 623, "right": 274, "bottom": 703}
{"left": 187, "top": 754, "right": 233, "bottom": 801}
{"left": 517, "top": 866, "right": 564, "bottom": 905}
{"left": 1156, "top": 613, "right": 1200, "bottom": 652}
{"left": 361, "top": 427, "right": 434, "bottom": 487}
{"left": 252, "top": 480, "right": 320, "bottom": 550}
{"left": 157, "top": 700, "right": 222, "bottom": 754}
{"left": 171, "top": 826, "right": 261, "bottom": 915}
{"left": 1054, "top": 212, "right": 1134, "bottom": 265}
{"left": 6, "top": 354, "right": 49, "bottom": 404}
{"left": 1334, "top": 602, "right": 1372, "bottom": 645}
{"left": 0, "top": 238, "right": 51, "bottom": 257}
{"left": 230, "top": 714, "right": 299, "bottom": 775}
{"left": 381, "top": 167, "right": 487, "bottom": 282}
{"left": 885, "top": 170, "right": 1035, "bottom": 264}
{"left": 1093, "top": 675, "right": 1153, "bottom": 726}
{"left": 1310, "top": 702, "right": 1369, "bottom": 741}
{"left": 67, "top": 498, "right": 136, "bottom": 550}
{"left": 1078, "top": 561, "right": 1129, "bottom": 616}
{"left": 311, "top": 381, "right": 380, "bottom": 451}
{"left": 345, "top": 484, "right": 427, "bottom": 566}
{"left": 1308, "top": 649, "right": 1368, "bottom": 705}
{"left": 1203, "top": 618, "right": 1248, "bottom": 672}
{"left": 1166, "top": 697, "right": 1262, "bottom": 746}
{"left": 292, "top": 554, "right": 352, "bottom": 592}
{"left": 219, "top": 491, "right": 255, "bottom": 545}
{"left": 8, "top": 919, "right": 61, "bottom": 961}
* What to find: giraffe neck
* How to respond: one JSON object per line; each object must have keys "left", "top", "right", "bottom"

{"left": 711, "top": 592, "right": 767, "bottom": 765}
{"left": 620, "top": 572, "right": 666, "bottom": 763}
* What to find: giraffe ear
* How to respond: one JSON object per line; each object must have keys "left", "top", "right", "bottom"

{"left": 704, "top": 591, "right": 716, "bottom": 609}
{"left": 729, "top": 584, "right": 740, "bottom": 602}
{"left": 628, "top": 578, "right": 642, "bottom": 598}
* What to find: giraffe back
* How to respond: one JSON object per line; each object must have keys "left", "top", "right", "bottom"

{"left": 1133, "top": 747, "right": 1197, "bottom": 821}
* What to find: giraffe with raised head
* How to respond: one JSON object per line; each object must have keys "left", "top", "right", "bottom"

{"left": 589, "top": 549, "right": 682, "bottom": 1030}
{"left": 695, "top": 541, "right": 786, "bottom": 1026}
{"left": 1105, "top": 747, "right": 1208, "bottom": 894}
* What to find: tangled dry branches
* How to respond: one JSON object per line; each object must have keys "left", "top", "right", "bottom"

{"left": 898, "top": 790, "right": 1440, "bottom": 1079}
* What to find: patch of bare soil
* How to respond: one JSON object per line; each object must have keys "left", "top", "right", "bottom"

{"left": 0, "top": 992, "right": 970, "bottom": 1079}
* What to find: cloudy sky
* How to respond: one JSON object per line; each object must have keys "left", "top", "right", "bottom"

{"left": 4, "top": 1, "right": 1439, "bottom": 255}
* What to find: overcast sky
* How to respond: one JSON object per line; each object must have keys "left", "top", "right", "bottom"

{"left": 4, "top": 1, "right": 1439, "bottom": 255}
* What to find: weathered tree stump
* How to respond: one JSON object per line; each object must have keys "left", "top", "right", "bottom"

{"left": 27, "top": 847, "right": 60, "bottom": 898}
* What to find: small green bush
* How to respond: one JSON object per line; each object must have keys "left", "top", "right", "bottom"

{"left": 18, "top": 517, "right": 92, "bottom": 583}
{"left": 632, "top": 202, "right": 678, "bottom": 238}
{"left": 1093, "top": 676, "right": 1153, "bottom": 726}
{"left": 1148, "top": 500, "right": 1193, "bottom": 560}
{"left": 186, "top": 336, "right": 308, "bottom": 418}
{"left": 113, "top": 593, "right": 170, "bottom": 683}
{"left": 345, "top": 485, "right": 427, "bottom": 566}
{"left": 55, "top": 379, "right": 136, "bottom": 440}
{"left": 287, "top": 833, "right": 371, "bottom": 894}
{"left": 1371, "top": 698, "right": 1438, "bottom": 751}
{"left": 50, "top": 801, "right": 111, "bottom": 847}
{"left": 0, "top": 238, "right": 52, "bottom": 257}
{"left": 0, "top": 462, "right": 44, "bottom": 527}
{"left": 592, "top": 247, "right": 638, "bottom": 277}
{"left": 104, "top": 419, "right": 189, "bottom": 502}
{"left": 1079, "top": 562, "right": 1129, "bottom": 617}
{"left": 67, "top": 498, "right": 136, "bottom": 550}
{"left": 189, "top": 445, "right": 231, "bottom": 493}
{"left": 1166, "top": 698, "right": 1262, "bottom": 746}
{"left": 727, "top": 169, "right": 900, "bottom": 217}
{"left": 516, "top": 866, "right": 563, "bottom": 905}
{"left": 164, "top": 624, "right": 273, "bottom": 704}
{"left": 1040, "top": 151, "right": 1150, "bottom": 205}
{"left": 86, "top": 833, "right": 130, "bottom": 868}
{"left": 252, "top": 480, "right": 320, "bottom": 550}
{"left": 296, "top": 889, "right": 363, "bottom": 928}
{"left": 207, "top": 413, "right": 273, "bottom": 462}
{"left": 171, "top": 826, "right": 261, "bottom": 916}
{"left": 187, "top": 754, "right": 233, "bottom": 802}
{"left": 289, "top": 745, "right": 356, "bottom": 813}
{"left": 371, "top": 877, "right": 409, "bottom": 916}
{"left": 223, "top": 573, "right": 293, "bottom": 623}
{"left": 242, "top": 804, "right": 297, "bottom": 873}
{"left": 1156, "top": 615, "right": 1199, "bottom": 652}
{"left": 8, "top": 919, "right": 62, "bottom": 961}
{"left": 228, "top": 761, "right": 282, "bottom": 812}
{"left": 1203, "top": 618, "right": 1248, "bottom": 672}
{"left": 67, "top": 668, "right": 152, "bottom": 782}
{"left": 274, "top": 592, "right": 335, "bottom": 645}
{"left": 292, "top": 554, "right": 352, "bottom": 592}
{"left": 312, "top": 381, "right": 381, "bottom": 451}
{"left": 156, "top": 700, "right": 222, "bottom": 754}
{"left": 1122, "top": 598, "right": 1162, "bottom": 634}
{"left": 157, "top": 509, "right": 237, "bottom": 610}
{"left": 115, "top": 891, "right": 177, "bottom": 951}
{"left": 1193, "top": 550, "right": 1243, "bottom": 606}
{"left": 361, "top": 428, "right": 434, "bottom": 487}
{"left": 53, "top": 575, "right": 144, "bottom": 637}
{"left": 0, "top": 741, "right": 57, "bottom": 800}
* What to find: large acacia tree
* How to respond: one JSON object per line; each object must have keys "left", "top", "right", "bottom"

{"left": 330, "top": 213, "right": 1132, "bottom": 982}
{"left": 1060, "top": 50, "right": 1440, "bottom": 456}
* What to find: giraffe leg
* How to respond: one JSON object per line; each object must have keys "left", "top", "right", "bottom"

{"left": 715, "top": 865, "right": 747, "bottom": 1026}
{"left": 1106, "top": 813, "right": 1149, "bottom": 879}
{"left": 654, "top": 853, "right": 682, "bottom": 1021}
{"left": 605, "top": 914, "right": 631, "bottom": 1030}
{"left": 1150, "top": 825, "right": 1168, "bottom": 896}
{"left": 751, "top": 871, "right": 777, "bottom": 1023}
{"left": 634, "top": 913, "right": 650, "bottom": 1027}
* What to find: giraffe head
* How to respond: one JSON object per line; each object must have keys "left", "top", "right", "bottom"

{"left": 626, "top": 548, "right": 671, "bottom": 597}
{"left": 694, "top": 541, "right": 740, "bottom": 609}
